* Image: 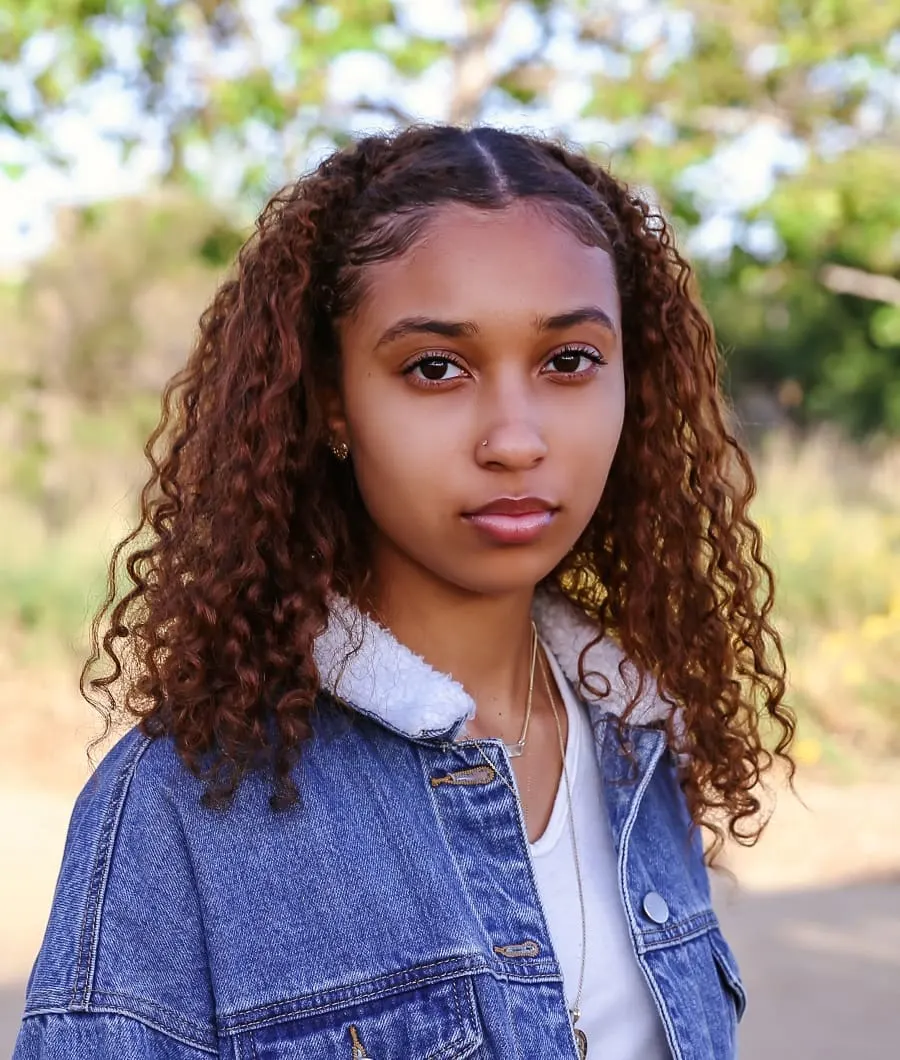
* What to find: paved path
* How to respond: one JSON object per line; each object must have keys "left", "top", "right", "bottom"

{"left": 716, "top": 877, "right": 900, "bottom": 1058}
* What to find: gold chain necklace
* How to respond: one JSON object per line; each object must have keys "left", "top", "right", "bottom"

{"left": 540, "top": 650, "right": 589, "bottom": 1060}
{"left": 503, "top": 622, "right": 538, "bottom": 758}
{"left": 470, "top": 645, "right": 589, "bottom": 1058}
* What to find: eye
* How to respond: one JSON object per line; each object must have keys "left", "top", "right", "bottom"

{"left": 542, "top": 344, "right": 607, "bottom": 377}
{"left": 403, "top": 355, "right": 468, "bottom": 386}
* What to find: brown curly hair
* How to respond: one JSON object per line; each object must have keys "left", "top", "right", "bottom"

{"left": 82, "top": 125, "right": 793, "bottom": 853}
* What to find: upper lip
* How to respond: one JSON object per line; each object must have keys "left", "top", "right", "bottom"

{"left": 465, "top": 496, "right": 557, "bottom": 516}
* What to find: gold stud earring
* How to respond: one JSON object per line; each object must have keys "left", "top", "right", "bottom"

{"left": 330, "top": 440, "right": 350, "bottom": 461}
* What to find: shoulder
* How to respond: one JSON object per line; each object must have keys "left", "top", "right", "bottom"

{"left": 23, "top": 726, "right": 217, "bottom": 1052}
{"left": 22, "top": 708, "right": 387, "bottom": 1024}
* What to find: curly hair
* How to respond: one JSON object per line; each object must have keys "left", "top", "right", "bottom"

{"left": 82, "top": 125, "right": 793, "bottom": 854}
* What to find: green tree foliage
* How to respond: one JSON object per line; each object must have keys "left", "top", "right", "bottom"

{"left": 0, "top": 193, "right": 241, "bottom": 527}
{"left": 2, "top": 0, "right": 899, "bottom": 432}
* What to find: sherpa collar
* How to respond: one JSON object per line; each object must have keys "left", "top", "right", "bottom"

{"left": 312, "top": 588, "right": 670, "bottom": 740}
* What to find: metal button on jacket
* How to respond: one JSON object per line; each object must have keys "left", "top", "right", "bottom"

{"left": 643, "top": 891, "right": 670, "bottom": 924}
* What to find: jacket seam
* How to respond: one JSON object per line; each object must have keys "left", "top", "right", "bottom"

{"left": 708, "top": 925, "right": 748, "bottom": 1020}
{"left": 92, "top": 990, "right": 216, "bottom": 1043}
{"left": 220, "top": 962, "right": 489, "bottom": 1033}
{"left": 19, "top": 1005, "right": 218, "bottom": 1055}
{"left": 615, "top": 731, "right": 686, "bottom": 1060}
{"left": 162, "top": 775, "right": 218, "bottom": 1025}
{"left": 482, "top": 969, "right": 563, "bottom": 987}
{"left": 636, "top": 909, "right": 718, "bottom": 951}
{"left": 428, "top": 976, "right": 480, "bottom": 1060}
{"left": 427, "top": 735, "right": 577, "bottom": 1003}
{"left": 70, "top": 732, "right": 155, "bottom": 1009}
{"left": 28, "top": 987, "right": 216, "bottom": 1049}
{"left": 422, "top": 743, "right": 511, "bottom": 959}
{"left": 615, "top": 730, "right": 667, "bottom": 932}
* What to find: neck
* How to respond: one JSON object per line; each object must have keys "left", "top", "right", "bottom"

{"left": 367, "top": 569, "right": 540, "bottom": 744}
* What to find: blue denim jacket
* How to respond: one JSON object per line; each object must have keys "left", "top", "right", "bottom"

{"left": 15, "top": 593, "right": 746, "bottom": 1059}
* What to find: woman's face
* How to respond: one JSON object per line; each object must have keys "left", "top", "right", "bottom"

{"left": 333, "top": 200, "right": 625, "bottom": 600}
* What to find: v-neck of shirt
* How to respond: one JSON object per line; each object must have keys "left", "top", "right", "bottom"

{"left": 529, "top": 640, "right": 584, "bottom": 856}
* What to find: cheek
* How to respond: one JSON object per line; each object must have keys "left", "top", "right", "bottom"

{"left": 556, "top": 371, "right": 625, "bottom": 470}
{"left": 354, "top": 439, "right": 443, "bottom": 512}
{"left": 553, "top": 378, "right": 625, "bottom": 534}
{"left": 343, "top": 386, "right": 462, "bottom": 514}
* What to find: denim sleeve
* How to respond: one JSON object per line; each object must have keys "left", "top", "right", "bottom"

{"left": 13, "top": 1012, "right": 217, "bottom": 1059}
{"left": 18, "top": 731, "right": 218, "bottom": 1055}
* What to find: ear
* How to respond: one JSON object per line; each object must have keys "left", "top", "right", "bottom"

{"left": 322, "top": 387, "right": 348, "bottom": 446}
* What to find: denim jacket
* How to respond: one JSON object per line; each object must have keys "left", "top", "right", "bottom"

{"left": 15, "top": 591, "right": 746, "bottom": 1059}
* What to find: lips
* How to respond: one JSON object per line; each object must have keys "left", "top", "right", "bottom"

{"left": 465, "top": 496, "right": 556, "bottom": 517}
{"left": 462, "top": 497, "right": 558, "bottom": 545}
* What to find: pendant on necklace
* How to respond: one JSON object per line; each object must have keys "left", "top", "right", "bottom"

{"left": 505, "top": 740, "right": 525, "bottom": 758}
{"left": 570, "top": 1009, "right": 587, "bottom": 1059}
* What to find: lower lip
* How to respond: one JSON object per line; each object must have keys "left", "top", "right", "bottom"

{"left": 463, "top": 510, "right": 556, "bottom": 544}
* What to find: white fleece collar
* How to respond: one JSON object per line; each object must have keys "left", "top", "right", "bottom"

{"left": 312, "top": 589, "right": 671, "bottom": 740}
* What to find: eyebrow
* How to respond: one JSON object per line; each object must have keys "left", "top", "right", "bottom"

{"left": 373, "top": 304, "right": 617, "bottom": 351}
{"left": 373, "top": 316, "right": 479, "bottom": 350}
{"left": 534, "top": 305, "right": 617, "bottom": 337}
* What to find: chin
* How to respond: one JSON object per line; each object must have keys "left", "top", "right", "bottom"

{"left": 441, "top": 551, "right": 564, "bottom": 598}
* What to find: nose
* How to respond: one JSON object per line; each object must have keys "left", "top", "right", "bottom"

{"left": 476, "top": 406, "right": 548, "bottom": 471}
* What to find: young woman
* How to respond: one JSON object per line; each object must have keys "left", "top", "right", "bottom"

{"left": 15, "top": 125, "right": 792, "bottom": 1060}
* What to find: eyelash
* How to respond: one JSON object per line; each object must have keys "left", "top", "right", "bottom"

{"left": 548, "top": 344, "right": 608, "bottom": 373}
{"left": 402, "top": 344, "right": 608, "bottom": 388}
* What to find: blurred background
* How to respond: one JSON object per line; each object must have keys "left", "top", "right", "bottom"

{"left": 1, "top": 1, "right": 898, "bottom": 1056}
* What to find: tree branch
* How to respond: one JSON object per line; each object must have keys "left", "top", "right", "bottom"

{"left": 820, "top": 263, "right": 900, "bottom": 305}
{"left": 448, "top": 0, "right": 516, "bottom": 124}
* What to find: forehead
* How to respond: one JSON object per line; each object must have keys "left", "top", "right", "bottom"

{"left": 345, "top": 201, "right": 619, "bottom": 336}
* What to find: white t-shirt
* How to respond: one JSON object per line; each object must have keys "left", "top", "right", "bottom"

{"left": 529, "top": 647, "right": 669, "bottom": 1058}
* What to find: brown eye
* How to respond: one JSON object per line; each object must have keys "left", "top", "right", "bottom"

{"left": 403, "top": 355, "right": 467, "bottom": 386}
{"left": 551, "top": 351, "right": 583, "bottom": 373}
{"left": 420, "top": 358, "right": 453, "bottom": 380}
{"left": 543, "top": 345, "right": 607, "bottom": 376}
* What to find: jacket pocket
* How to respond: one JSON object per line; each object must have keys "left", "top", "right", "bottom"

{"left": 241, "top": 974, "right": 484, "bottom": 1060}
{"left": 708, "top": 926, "right": 747, "bottom": 1023}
